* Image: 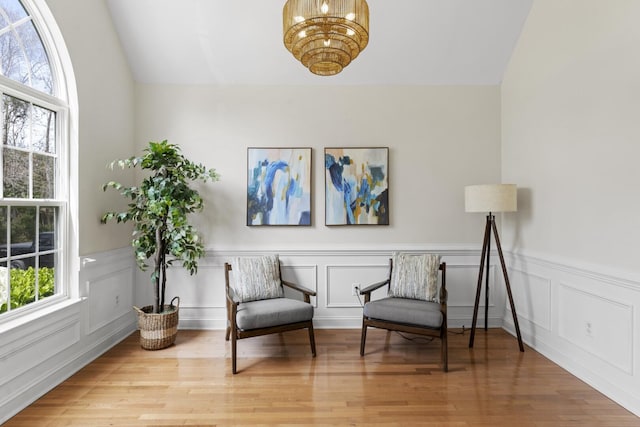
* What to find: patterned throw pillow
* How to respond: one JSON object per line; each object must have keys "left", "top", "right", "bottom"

{"left": 388, "top": 253, "right": 441, "bottom": 301}
{"left": 231, "top": 255, "right": 284, "bottom": 302}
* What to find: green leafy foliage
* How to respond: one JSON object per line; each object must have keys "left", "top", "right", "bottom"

{"left": 102, "top": 140, "right": 219, "bottom": 314}
{"left": 0, "top": 267, "right": 55, "bottom": 313}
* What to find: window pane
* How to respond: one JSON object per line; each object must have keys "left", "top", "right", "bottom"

{"left": 0, "top": 266, "right": 8, "bottom": 313}
{"left": 39, "top": 206, "right": 56, "bottom": 235}
{"left": 10, "top": 254, "right": 31, "bottom": 269}
{"left": 38, "top": 206, "right": 56, "bottom": 269}
{"left": 0, "top": 0, "right": 28, "bottom": 23}
{"left": 0, "top": 206, "right": 6, "bottom": 262}
{"left": 2, "top": 94, "right": 29, "bottom": 149}
{"left": 0, "top": 1, "right": 53, "bottom": 95}
{"left": 10, "top": 204, "right": 35, "bottom": 251}
{"left": 33, "top": 153, "right": 54, "bottom": 198}
{"left": 0, "top": 206, "right": 6, "bottom": 244}
{"left": 37, "top": 264, "right": 55, "bottom": 300}
{"left": 15, "top": 20, "right": 53, "bottom": 94}
{"left": 32, "top": 104, "right": 55, "bottom": 154}
{"left": 3, "top": 147, "right": 29, "bottom": 198}
{"left": 8, "top": 261, "right": 35, "bottom": 309}
{"left": 0, "top": 30, "right": 28, "bottom": 85}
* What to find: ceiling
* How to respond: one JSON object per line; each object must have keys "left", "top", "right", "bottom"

{"left": 105, "top": 0, "right": 532, "bottom": 86}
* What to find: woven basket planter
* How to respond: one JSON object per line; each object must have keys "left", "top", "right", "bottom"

{"left": 134, "top": 296, "right": 180, "bottom": 350}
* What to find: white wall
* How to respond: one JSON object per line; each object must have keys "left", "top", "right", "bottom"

{"left": 135, "top": 84, "right": 502, "bottom": 249}
{"left": 46, "top": 0, "right": 136, "bottom": 256}
{"left": 501, "top": 0, "right": 640, "bottom": 416}
{"left": 501, "top": 0, "right": 640, "bottom": 272}
{"left": 132, "top": 84, "right": 507, "bottom": 333}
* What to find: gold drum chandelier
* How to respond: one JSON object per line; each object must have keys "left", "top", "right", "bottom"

{"left": 283, "top": 0, "right": 369, "bottom": 76}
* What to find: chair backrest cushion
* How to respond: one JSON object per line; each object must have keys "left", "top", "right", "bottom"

{"left": 388, "top": 253, "right": 441, "bottom": 302}
{"left": 231, "top": 255, "right": 284, "bottom": 302}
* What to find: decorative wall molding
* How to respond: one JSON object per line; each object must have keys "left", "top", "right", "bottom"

{"left": 506, "top": 251, "right": 640, "bottom": 417}
{"left": 325, "top": 263, "right": 389, "bottom": 308}
{"left": 6, "top": 245, "right": 638, "bottom": 421}
{"left": 507, "top": 267, "right": 552, "bottom": 331}
{"left": 182, "top": 246, "right": 504, "bottom": 330}
{"left": 0, "top": 247, "right": 137, "bottom": 424}
{"left": 207, "top": 243, "right": 482, "bottom": 258}
{"left": 0, "top": 302, "right": 82, "bottom": 386}
{"left": 508, "top": 249, "right": 640, "bottom": 291}
{"left": 557, "top": 282, "right": 633, "bottom": 375}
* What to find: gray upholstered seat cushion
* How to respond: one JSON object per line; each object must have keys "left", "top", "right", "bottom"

{"left": 236, "top": 297, "right": 313, "bottom": 331}
{"left": 364, "top": 297, "right": 443, "bottom": 328}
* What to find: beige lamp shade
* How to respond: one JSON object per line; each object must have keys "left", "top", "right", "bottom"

{"left": 465, "top": 184, "right": 517, "bottom": 213}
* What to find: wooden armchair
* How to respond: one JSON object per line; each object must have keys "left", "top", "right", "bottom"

{"left": 359, "top": 254, "right": 448, "bottom": 372}
{"left": 224, "top": 256, "right": 316, "bottom": 374}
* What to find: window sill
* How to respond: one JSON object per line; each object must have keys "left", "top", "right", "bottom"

{"left": 0, "top": 297, "right": 84, "bottom": 335}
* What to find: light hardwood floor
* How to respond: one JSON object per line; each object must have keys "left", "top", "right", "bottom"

{"left": 6, "top": 328, "right": 638, "bottom": 426}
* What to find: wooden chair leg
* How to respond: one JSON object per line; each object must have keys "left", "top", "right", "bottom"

{"left": 442, "top": 329, "right": 448, "bottom": 372}
{"left": 360, "top": 320, "right": 367, "bottom": 356}
{"left": 225, "top": 325, "right": 231, "bottom": 341}
{"left": 308, "top": 323, "right": 316, "bottom": 357}
{"left": 231, "top": 329, "right": 238, "bottom": 375}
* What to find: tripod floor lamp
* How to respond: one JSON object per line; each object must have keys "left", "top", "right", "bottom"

{"left": 465, "top": 184, "right": 524, "bottom": 352}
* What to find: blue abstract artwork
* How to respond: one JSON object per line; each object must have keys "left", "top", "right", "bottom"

{"left": 247, "top": 148, "right": 312, "bottom": 226}
{"left": 325, "top": 147, "right": 389, "bottom": 225}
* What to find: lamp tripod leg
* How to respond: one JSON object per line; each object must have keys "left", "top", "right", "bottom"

{"left": 469, "top": 216, "right": 492, "bottom": 348}
{"left": 491, "top": 220, "right": 525, "bottom": 352}
{"left": 485, "top": 221, "right": 491, "bottom": 331}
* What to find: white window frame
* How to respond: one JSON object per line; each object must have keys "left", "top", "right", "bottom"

{"left": 0, "top": 0, "right": 78, "bottom": 325}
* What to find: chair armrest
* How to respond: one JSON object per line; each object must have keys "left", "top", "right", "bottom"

{"left": 359, "top": 279, "right": 389, "bottom": 296}
{"left": 282, "top": 280, "right": 316, "bottom": 304}
{"left": 282, "top": 280, "right": 317, "bottom": 296}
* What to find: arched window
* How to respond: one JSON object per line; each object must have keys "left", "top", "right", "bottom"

{"left": 0, "top": 0, "right": 73, "bottom": 318}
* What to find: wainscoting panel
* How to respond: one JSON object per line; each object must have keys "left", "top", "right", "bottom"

{"left": 87, "top": 266, "right": 135, "bottom": 333}
{"left": 166, "top": 264, "right": 227, "bottom": 309}
{"left": 0, "top": 247, "right": 137, "bottom": 425}
{"left": 281, "top": 264, "right": 318, "bottom": 306}
{"left": 446, "top": 264, "right": 497, "bottom": 308}
{"left": 179, "top": 247, "right": 505, "bottom": 329}
{"left": 507, "top": 267, "right": 551, "bottom": 331}
{"left": 0, "top": 303, "right": 81, "bottom": 387}
{"left": 326, "top": 263, "right": 389, "bottom": 308}
{"left": 506, "top": 251, "right": 640, "bottom": 417}
{"left": 557, "top": 282, "right": 633, "bottom": 374}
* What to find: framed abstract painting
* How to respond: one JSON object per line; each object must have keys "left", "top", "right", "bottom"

{"left": 324, "top": 147, "right": 389, "bottom": 225}
{"left": 247, "top": 147, "right": 312, "bottom": 226}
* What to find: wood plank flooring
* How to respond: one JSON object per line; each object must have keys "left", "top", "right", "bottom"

{"left": 5, "top": 328, "right": 638, "bottom": 426}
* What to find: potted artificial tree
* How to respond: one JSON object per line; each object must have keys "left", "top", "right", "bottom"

{"left": 102, "top": 140, "right": 218, "bottom": 350}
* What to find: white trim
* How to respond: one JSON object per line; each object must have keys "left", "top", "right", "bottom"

{"left": 207, "top": 243, "right": 483, "bottom": 257}
{"left": 0, "top": 77, "right": 67, "bottom": 109}
{"left": 509, "top": 249, "right": 640, "bottom": 288}
{"left": 0, "top": 0, "right": 79, "bottom": 319}
{"left": 505, "top": 251, "right": 640, "bottom": 417}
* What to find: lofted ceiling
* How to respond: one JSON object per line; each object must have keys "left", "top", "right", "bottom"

{"left": 105, "top": 0, "right": 532, "bottom": 86}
